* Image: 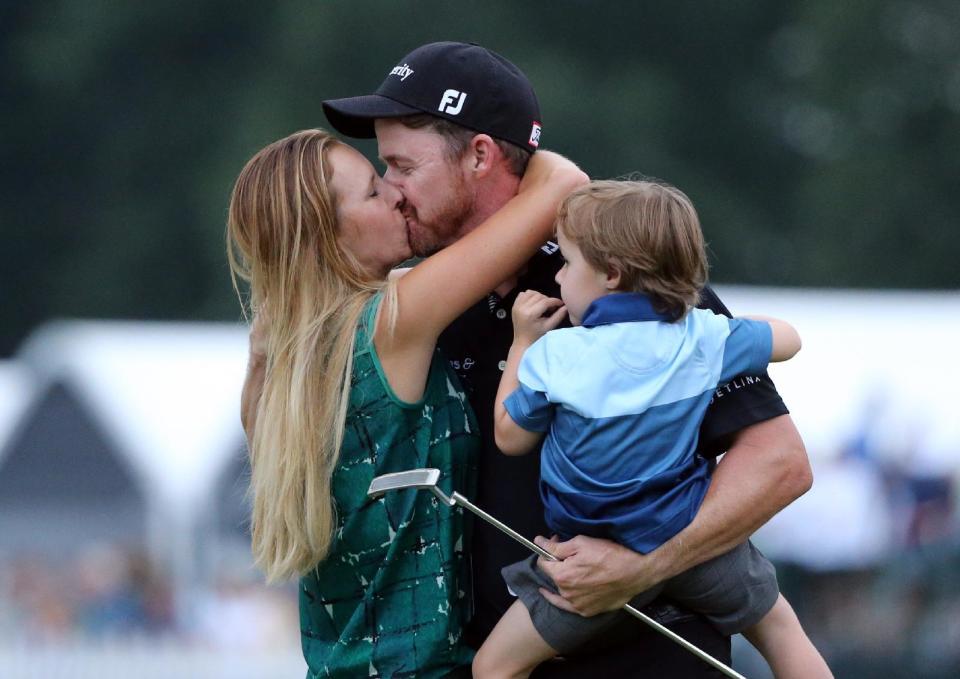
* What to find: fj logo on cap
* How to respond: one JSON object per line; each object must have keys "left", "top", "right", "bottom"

{"left": 528, "top": 122, "right": 542, "bottom": 148}
{"left": 438, "top": 89, "right": 467, "bottom": 115}
{"left": 389, "top": 63, "right": 414, "bottom": 81}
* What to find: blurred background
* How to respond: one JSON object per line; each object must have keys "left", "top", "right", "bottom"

{"left": 1, "top": 1, "right": 958, "bottom": 677}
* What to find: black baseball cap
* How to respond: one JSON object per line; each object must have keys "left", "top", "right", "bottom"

{"left": 323, "top": 41, "right": 542, "bottom": 152}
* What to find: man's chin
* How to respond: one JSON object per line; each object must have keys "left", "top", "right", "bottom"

{"left": 412, "top": 244, "right": 441, "bottom": 258}
{"left": 408, "top": 225, "right": 442, "bottom": 258}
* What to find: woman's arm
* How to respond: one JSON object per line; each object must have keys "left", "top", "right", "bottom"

{"left": 393, "top": 150, "right": 584, "bottom": 340}
{"left": 376, "top": 148, "right": 587, "bottom": 400}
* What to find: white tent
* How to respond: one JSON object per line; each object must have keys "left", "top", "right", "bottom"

{"left": 716, "top": 286, "right": 960, "bottom": 568}
{"left": 5, "top": 320, "right": 251, "bottom": 620}
{"left": 716, "top": 286, "right": 960, "bottom": 468}
{"left": 0, "top": 361, "right": 34, "bottom": 463}
{"left": 16, "top": 320, "right": 250, "bottom": 517}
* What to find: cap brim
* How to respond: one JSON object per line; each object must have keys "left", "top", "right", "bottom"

{"left": 322, "top": 95, "right": 423, "bottom": 139}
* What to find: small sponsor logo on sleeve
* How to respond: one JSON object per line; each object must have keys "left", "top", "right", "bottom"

{"left": 540, "top": 240, "right": 559, "bottom": 255}
{"left": 529, "top": 122, "right": 542, "bottom": 148}
{"left": 709, "top": 375, "right": 766, "bottom": 404}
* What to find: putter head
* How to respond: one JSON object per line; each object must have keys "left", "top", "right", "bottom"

{"left": 367, "top": 468, "right": 442, "bottom": 499}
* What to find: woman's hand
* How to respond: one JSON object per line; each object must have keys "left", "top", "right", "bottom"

{"left": 512, "top": 290, "right": 567, "bottom": 346}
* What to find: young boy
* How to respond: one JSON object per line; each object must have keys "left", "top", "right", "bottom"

{"left": 473, "top": 180, "right": 832, "bottom": 679}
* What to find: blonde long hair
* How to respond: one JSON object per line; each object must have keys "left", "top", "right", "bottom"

{"left": 226, "top": 129, "right": 389, "bottom": 582}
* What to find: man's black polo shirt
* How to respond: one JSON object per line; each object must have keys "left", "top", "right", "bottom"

{"left": 437, "top": 243, "right": 789, "bottom": 676}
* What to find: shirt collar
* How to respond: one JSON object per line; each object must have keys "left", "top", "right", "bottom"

{"left": 580, "top": 292, "right": 676, "bottom": 328}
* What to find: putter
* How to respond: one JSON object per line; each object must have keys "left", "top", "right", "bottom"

{"left": 367, "top": 468, "right": 748, "bottom": 679}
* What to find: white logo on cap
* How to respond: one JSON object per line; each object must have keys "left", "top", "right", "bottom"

{"left": 438, "top": 89, "right": 467, "bottom": 115}
{"left": 529, "top": 122, "right": 542, "bottom": 148}
{"left": 389, "top": 63, "right": 414, "bottom": 81}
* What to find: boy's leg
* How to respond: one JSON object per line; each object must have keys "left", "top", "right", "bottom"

{"left": 473, "top": 600, "right": 560, "bottom": 679}
{"left": 659, "top": 541, "right": 832, "bottom": 678}
{"left": 743, "top": 594, "right": 833, "bottom": 679}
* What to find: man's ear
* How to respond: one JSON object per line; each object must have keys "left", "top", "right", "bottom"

{"left": 465, "top": 134, "right": 499, "bottom": 176}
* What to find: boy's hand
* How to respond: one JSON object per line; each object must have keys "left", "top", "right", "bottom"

{"left": 512, "top": 290, "right": 566, "bottom": 346}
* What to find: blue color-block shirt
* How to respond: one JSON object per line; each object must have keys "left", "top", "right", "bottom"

{"left": 504, "top": 293, "right": 772, "bottom": 554}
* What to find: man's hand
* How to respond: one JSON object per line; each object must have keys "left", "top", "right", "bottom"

{"left": 512, "top": 290, "right": 566, "bottom": 346}
{"left": 534, "top": 534, "right": 659, "bottom": 617}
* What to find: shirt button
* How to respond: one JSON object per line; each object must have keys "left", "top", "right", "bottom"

{"left": 498, "top": 360, "right": 507, "bottom": 371}
{"left": 496, "top": 309, "right": 507, "bottom": 320}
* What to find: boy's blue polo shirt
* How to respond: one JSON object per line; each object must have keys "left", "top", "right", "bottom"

{"left": 504, "top": 293, "right": 772, "bottom": 554}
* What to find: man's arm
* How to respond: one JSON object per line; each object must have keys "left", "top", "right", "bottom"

{"left": 536, "top": 414, "right": 811, "bottom": 615}
{"left": 643, "top": 413, "right": 811, "bottom": 581}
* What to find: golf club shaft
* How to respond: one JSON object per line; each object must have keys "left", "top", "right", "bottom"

{"left": 451, "top": 491, "right": 748, "bottom": 679}
{"left": 620, "top": 603, "right": 747, "bottom": 679}
{"left": 450, "top": 492, "right": 558, "bottom": 562}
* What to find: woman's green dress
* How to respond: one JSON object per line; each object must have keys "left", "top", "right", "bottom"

{"left": 299, "top": 295, "right": 479, "bottom": 678}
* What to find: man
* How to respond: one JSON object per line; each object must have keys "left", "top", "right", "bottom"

{"left": 321, "top": 41, "right": 812, "bottom": 676}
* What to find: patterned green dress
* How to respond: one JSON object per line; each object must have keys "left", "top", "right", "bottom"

{"left": 299, "top": 294, "right": 479, "bottom": 678}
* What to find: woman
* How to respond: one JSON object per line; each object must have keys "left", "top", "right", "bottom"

{"left": 226, "top": 129, "right": 585, "bottom": 677}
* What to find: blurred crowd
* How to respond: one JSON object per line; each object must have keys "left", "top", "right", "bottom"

{"left": 749, "top": 420, "right": 960, "bottom": 678}
{"left": 0, "top": 544, "right": 298, "bottom": 650}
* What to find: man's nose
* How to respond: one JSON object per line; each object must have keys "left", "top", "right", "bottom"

{"left": 385, "top": 181, "right": 404, "bottom": 210}
{"left": 383, "top": 166, "right": 402, "bottom": 188}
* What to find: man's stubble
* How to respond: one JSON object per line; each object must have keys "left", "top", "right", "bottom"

{"left": 406, "top": 170, "right": 477, "bottom": 258}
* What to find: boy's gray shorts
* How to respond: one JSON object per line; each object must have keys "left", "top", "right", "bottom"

{"left": 501, "top": 539, "right": 779, "bottom": 654}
